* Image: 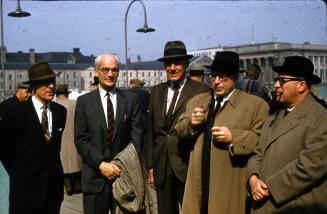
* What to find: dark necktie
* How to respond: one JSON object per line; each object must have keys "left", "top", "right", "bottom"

{"left": 41, "top": 105, "right": 50, "bottom": 143}
{"left": 166, "top": 84, "right": 180, "bottom": 127}
{"left": 201, "top": 96, "right": 222, "bottom": 214}
{"left": 106, "top": 92, "right": 114, "bottom": 144}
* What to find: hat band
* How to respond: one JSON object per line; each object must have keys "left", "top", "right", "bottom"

{"left": 164, "top": 48, "right": 187, "bottom": 57}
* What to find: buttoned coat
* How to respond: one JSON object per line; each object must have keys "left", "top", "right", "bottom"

{"left": 57, "top": 99, "right": 82, "bottom": 174}
{"left": 0, "top": 97, "right": 67, "bottom": 213}
{"left": 175, "top": 89, "right": 269, "bottom": 214}
{"left": 246, "top": 95, "right": 327, "bottom": 214}
{"left": 147, "top": 78, "right": 209, "bottom": 185}
{"left": 74, "top": 88, "right": 142, "bottom": 193}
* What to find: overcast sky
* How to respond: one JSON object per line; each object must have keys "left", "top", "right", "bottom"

{"left": 3, "top": 0, "right": 327, "bottom": 63}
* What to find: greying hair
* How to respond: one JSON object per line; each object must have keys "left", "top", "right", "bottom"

{"left": 94, "top": 53, "right": 120, "bottom": 67}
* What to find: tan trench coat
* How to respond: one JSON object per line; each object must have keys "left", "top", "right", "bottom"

{"left": 175, "top": 89, "right": 269, "bottom": 214}
{"left": 58, "top": 99, "right": 82, "bottom": 173}
{"left": 247, "top": 95, "right": 327, "bottom": 214}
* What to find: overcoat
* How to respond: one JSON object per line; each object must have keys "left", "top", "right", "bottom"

{"left": 57, "top": 99, "right": 82, "bottom": 173}
{"left": 175, "top": 89, "right": 269, "bottom": 214}
{"left": 147, "top": 78, "right": 209, "bottom": 185}
{"left": 246, "top": 95, "right": 327, "bottom": 214}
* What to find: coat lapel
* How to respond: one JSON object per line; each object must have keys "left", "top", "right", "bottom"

{"left": 160, "top": 83, "right": 169, "bottom": 120}
{"left": 113, "top": 89, "right": 125, "bottom": 142}
{"left": 92, "top": 89, "right": 108, "bottom": 134}
{"left": 173, "top": 78, "right": 193, "bottom": 115}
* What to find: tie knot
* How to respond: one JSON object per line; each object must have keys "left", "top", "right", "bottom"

{"left": 216, "top": 96, "right": 223, "bottom": 103}
{"left": 41, "top": 105, "right": 47, "bottom": 110}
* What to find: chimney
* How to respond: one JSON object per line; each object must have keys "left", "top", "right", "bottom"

{"left": 1, "top": 46, "right": 6, "bottom": 63}
{"left": 137, "top": 54, "right": 141, "bottom": 63}
{"left": 73, "top": 48, "right": 80, "bottom": 54}
{"left": 29, "top": 48, "right": 35, "bottom": 63}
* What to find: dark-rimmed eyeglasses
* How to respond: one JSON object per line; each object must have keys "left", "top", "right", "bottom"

{"left": 274, "top": 77, "right": 305, "bottom": 86}
{"left": 96, "top": 66, "right": 119, "bottom": 74}
{"left": 210, "top": 74, "right": 230, "bottom": 82}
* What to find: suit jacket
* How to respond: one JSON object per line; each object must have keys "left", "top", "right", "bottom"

{"left": 247, "top": 94, "right": 327, "bottom": 214}
{"left": 175, "top": 89, "right": 269, "bottom": 214}
{"left": 74, "top": 88, "right": 142, "bottom": 193}
{"left": 1, "top": 97, "right": 67, "bottom": 210}
{"left": 147, "top": 78, "right": 209, "bottom": 185}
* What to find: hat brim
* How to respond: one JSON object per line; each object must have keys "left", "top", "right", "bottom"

{"left": 23, "top": 73, "right": 58, "bottom": 84}
{"left": 157, "top": 54, "right": 193, "bottom": 62}
{"left": 204, "top": 65, "right": 244, "bottom": 73}
{"left": 272, "top": 65, "right": 321, "bottom": 84}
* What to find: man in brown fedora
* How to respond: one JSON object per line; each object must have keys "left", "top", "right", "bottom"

{"left": 0, "top": 62, "right": 67, "bottom": 214}
{"left": 55, "top": 84, "right": 82, "bottom": 196}
{"left": 188, "top": 63, "right": 205, "bottom": 83}
{"left": 147, "top": 40, "right": 209, "bottom": 214}
{"left": 175, "top": 51, "right": 269, "bottom": 214}
{"left": 247, "top": 56, "right": 327, "bottom": 213}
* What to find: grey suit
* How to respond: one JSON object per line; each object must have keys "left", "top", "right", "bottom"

{"left": 247, "top": 94, "right": 327, "bottom": 214}
{"left": 74, "top": 88, "right": 142, "bottom": 213}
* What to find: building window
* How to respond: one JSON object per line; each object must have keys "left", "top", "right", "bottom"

{"left": 66, "top": 74, "right": 70, "bottom": 80}
{"left": 130, "top": 72, "right": 132, "bottom": 77}
{"left": 8, "top": 74, "right": 12, "bottom": 81}
{"left": 73, "top": 72, "right": 77, "bottom": 78}
{"left": 9, "top": 84, "right": 13, "bottom": 90}
{"left": 74, "top": 81, "right": 77, "bottom": 87}
{"left": 0, "top": 83, "right": 3, "bottom": 89}
{"left": 89, "top": 73, "right": 92, "bottom": 77}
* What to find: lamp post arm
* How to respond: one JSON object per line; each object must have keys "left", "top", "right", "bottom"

{"left": 124, "top": 0, "right": 149, "bottom": 88}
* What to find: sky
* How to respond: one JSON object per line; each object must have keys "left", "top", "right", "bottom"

{"left": 3, "top": 0, "right": 327, "bottom": 63}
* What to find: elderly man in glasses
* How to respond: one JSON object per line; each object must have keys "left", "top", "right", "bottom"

{"left": 175, "top": 51, "right": 269, "bottom": 214}
{"left": 246, "top": 56, "right": 327, "bottom": 214}
{"left": 74, "top": 53, "right": 142, "bottom": 214}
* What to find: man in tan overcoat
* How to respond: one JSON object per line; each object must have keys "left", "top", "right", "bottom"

{"left": 56, "top": 84, "right": 82, "bottom": 195}
{"left": 246, "top": 56, "right": 327, "bottom": 214}
{"left": 175, "top": 51, "right": 269, "bottom": 214}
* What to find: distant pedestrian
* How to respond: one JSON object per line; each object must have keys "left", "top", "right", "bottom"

{"left": 56, "top": 84, "right": 82, "bottom": 196}
{"left": 188, "top": 63, "right": 205, "bottom": 83}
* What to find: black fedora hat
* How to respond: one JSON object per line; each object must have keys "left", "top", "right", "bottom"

{"left": 157, "top": 40, "right": 193, "bottom": 62}
{"left": 188, "top": 63, "right": 204, "bottom": 75}
{"left": 272, "top": 56, "right": 321, "bottom": 84}
{"left": 24, "top": 62, "right": 58, "bottom": 84}
{"left": 55, "top": 84, "right": 71, "bottom": 95}
{"left": 204, "top": 51, "right": 244, "bottom": 75}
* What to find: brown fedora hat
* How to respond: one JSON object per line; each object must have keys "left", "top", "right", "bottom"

{"left": 24, "top": 62, "right": 58, "bottom": 84}
{"left": 272, "top": 56, "right": 321, "bottom": 84}
{"left": 188, "top": 63, "right": 204, "bottom": 75}
{"left": 157, "top": 40, "right": 193, "bottom": 62}
{"left": 204, "top": 51, "right": 244, "bottom": 76}
{"left": 55, "top": 84, "right": 71, "bottom": 95}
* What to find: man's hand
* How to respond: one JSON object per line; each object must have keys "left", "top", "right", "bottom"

{"left": 249, "top": 174, "right": 270, "bottom": 201}
{"left": 211, "top": 126, "right": 233, "bottom": 143}
{"left": 191, "top": 107, "right": 207, "bottom": 127}
{"left": 99, "top": 161, "right": 121, "bottom": 181}
{"left": 147, "top": 169, "right": 156, "bottom": 189}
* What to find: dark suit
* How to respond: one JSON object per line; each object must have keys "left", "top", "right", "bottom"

{"left": 74, "top": 88, "right": 142, "bottom": 214}
{"left": 147, "top": 78, "right": 209, "bottom": 214}
{"left": 0, "top": 97, "right": 67, "bottom": 214}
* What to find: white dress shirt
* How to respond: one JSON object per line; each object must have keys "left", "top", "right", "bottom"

{"left": 32, "top": 96, "right": 53, "bottom": 136}
{"left": 99, "top": 86, "right": 117, "bottom": 127}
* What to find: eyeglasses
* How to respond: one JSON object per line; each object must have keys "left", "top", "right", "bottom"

{"left": 97, "top": 66, "right": 119, "bottom": 74}
{"left": 274, "top": 77, "right": 305, "bottom": 86}
{"left": 210, "top": 74, "right": 230, "bottom": 82}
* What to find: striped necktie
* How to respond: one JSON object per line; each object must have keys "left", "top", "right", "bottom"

{"left": 106, "top": 92, "right": 114, "bottom": 144}
{"left": 41, "top": 105, "right": 50, "bottom": 143}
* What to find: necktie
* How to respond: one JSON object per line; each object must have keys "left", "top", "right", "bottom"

{"left": 41, "top": 105, "right": 50, "bottom": 143}
{"left": 201, "top": 96, "right": 222, "bottom": 214}
{"left": 106, "top": 92, "right": 114, "bottom": 144}
{"left": 166, "top": 84, "right": 180, "bottom": 127}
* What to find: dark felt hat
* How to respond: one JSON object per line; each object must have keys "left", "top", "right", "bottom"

{"left": 55, "top": 84, "right": 71, "bottom": 94}
{"left": 24, "top": 62, "right": 58, "bottom": 84}
{"left": 188, "top": 63, "right": 204, "bottom": 75}
{"left": 157, "top": 40, "right": 193, "bottom": 62}
{"left": 272, "top": 56, "right": 321, "bottom": 84}
{"left": 130, "top": 79, "right": 144, "bottom": 86}
{"left": 204, "top": 51, "right": 244, "bottom": 75}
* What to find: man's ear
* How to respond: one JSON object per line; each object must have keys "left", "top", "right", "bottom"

{"left": 298, "top": 81, "right": 308, "bottom": 94}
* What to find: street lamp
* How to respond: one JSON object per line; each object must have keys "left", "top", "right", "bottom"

{"left": 0, "top": 0, "right": 30, "bottom": 100}
{"left": 8, "top": 0, "right": 31, "bottom": 17}
{"left": 124, "top": 0, "right": 155, "bottom": 88}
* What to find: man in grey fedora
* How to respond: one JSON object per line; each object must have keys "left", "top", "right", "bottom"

{"left": 147, "top": 40, "right": 209, "bottom": 214}
{"left": 0, "top": 62, "right": 67, "bottom": 214}
{"left": 175, "top": 51, "right": 269, "bottom": 214}
{"left": 247, "top": 56, "right": 327, "bottom": 214}
{"left": 188, "top": 63, "right": 205, "bottom": 83}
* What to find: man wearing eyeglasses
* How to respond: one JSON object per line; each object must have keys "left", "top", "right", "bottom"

{"left": 175, "top": 51, "right": 269, "bottom": 214}
{"left": 74, "top": 53, "right": 142, "bottom": 214}
{"left": 146, "top": 41, "right": 209, "bottom": 214}
{"left": 246, "top": 56, "right": 327, "bottom": 214}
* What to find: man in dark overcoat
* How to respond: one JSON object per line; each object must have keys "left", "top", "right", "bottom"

{"left": 0, "top": 62, "right": 67, "bottom": 214}
{"left": 146, "top": 40, "right": 209, "bottom": 214}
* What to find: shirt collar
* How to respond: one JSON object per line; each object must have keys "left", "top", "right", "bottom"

{"left": 32, "top": 96, "right": 50, "bottom": 109}
{"left": 99, "top": 85, "right": 116, "bottom": 98}
{"left": 169, "top": 76, "right": 187, "bottom": 90}
{"left": 214, "top": 89, "right": 235, "bottom": 103}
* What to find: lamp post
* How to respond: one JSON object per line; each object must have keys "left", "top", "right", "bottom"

{"left": 124, "top": 0, "right": 155, "bottom": 88}
{"left": 0, "top": 0, "right": 30, "bottom": 100}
